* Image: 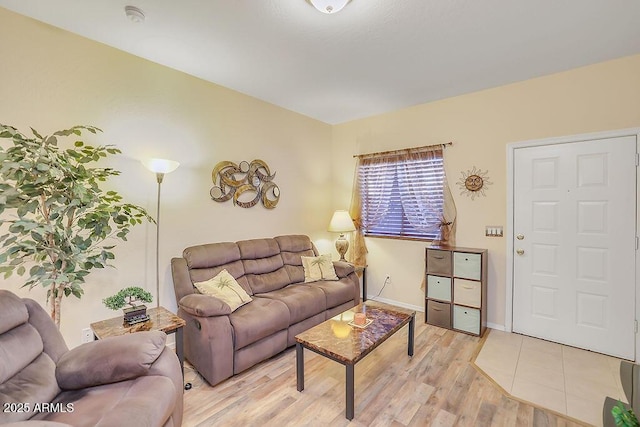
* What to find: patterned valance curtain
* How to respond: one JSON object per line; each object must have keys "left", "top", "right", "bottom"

{"left": 347, "top": 144, "right": 457, "bottom": 267}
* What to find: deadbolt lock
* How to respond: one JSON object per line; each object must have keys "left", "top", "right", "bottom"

{"left": 516, "top": 234, "right": 524, "bottom": 240}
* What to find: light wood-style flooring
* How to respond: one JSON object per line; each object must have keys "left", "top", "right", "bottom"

{"left": 182, "top": 312, "right": 589, "bottom": 426}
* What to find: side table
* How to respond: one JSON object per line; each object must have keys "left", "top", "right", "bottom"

{"left": 90, "top": 306, "right": 186, "bottom": 382}
{"left": 352, "top": 264, "right": 367, "bottom": 301}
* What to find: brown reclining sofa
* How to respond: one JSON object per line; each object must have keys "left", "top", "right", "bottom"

{"left": 171, "top": 234, "right": 360, "bottom": 386}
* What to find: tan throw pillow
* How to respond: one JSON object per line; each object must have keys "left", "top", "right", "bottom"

{"left": 194, "top": 269, "right": 252, "bottom": 312}
{"left": 301, "top": 254, "right": 338, "bottom": 282}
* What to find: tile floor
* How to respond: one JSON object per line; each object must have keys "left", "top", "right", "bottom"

{"left": 474, "top": 329, "right": 628, "bottom": 427}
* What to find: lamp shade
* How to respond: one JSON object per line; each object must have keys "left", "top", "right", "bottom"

{"left": 328, "top": 210, "right": 356, "bottom": 233}
{"left": 309, "top": 0, "right": 351, "bottom": 14}
{"left": 143, "top": 158, "right": 180, "bottom": 174}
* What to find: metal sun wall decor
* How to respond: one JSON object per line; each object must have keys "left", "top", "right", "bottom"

{"left": 210, "top": 159, "right": 280, "bottom": 209}
{"left": 456, "top": 166, "right": 492, "bottom": 200}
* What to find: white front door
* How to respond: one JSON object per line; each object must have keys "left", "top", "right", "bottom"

{"left": 512, "top": 135, "right": 637, "bottom": 360}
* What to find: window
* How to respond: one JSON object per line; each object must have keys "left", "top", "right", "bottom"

{"left": 357, "top": 148, "right": 445, "bottom": 240}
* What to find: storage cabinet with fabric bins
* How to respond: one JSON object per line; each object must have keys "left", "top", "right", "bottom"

{"left": 425, "top": 246, "right": 487, "bottom": 337}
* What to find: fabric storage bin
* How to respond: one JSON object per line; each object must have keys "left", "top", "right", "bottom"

{"left": 427, "top": 275, "right": 451, "bottom": 302}
{"left": 426, "top": 300, "right": 451, "bottom": 329}
{"left": 453, "top": 279, "right": 481, "bottom": 308}
{"left": 453, "top": 305, "right": 480, "bottom": 335}
{"left": 453, "top": 252, "right": 481, "bottom": 280}
{"left": 426, "top": 249, "right": 451, "bottom": 276}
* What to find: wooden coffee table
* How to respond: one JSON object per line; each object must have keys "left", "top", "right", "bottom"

{"left": 295, "top": 300, "right": 415, "bottom": 420}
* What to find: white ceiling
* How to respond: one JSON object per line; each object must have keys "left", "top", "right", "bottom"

{"left": 1, "top": 0, "right": 639, "bottom": 124}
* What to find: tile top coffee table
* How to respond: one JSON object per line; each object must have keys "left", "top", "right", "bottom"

{"left": 295, "top": 300, "right": 416, "bottom": 420}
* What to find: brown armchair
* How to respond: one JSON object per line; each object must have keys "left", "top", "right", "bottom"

{"left": 0, "top": 290, "right": 183, "bottom": 427}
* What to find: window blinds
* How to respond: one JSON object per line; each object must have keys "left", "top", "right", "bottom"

{"left": 358, "top": 150, "right": 445, "bottom": 239}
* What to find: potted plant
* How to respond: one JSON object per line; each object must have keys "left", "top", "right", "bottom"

{"left": 103, "top": 286, "right": 153, "bottom": 325}
{"left": 612, "top": 401, "right": 640, "bottom": 427}
{"left": 0, "top": 124, "right": 153, "bottom": 327}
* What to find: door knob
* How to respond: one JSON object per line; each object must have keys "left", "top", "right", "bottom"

{"left": 516, "top": 249, "right": 525, "bottom": 255}
{"left": 516, "top": 234, "right": 524, "bottom": 240}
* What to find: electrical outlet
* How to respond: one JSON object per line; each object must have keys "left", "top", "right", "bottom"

{"left": 81, "top": 328, "right": 94, "bottom": 343}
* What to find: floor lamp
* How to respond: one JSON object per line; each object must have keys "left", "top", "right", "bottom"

{"left": 144, "top": 158, "right": 180, "bottom": 308}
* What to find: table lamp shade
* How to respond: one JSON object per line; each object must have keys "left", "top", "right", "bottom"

{"left": 328, "top": 210, "right": 356, "bottom": 233}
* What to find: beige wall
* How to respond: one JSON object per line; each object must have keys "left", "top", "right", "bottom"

{"left": 0, "top": 8, "right": 333, "bottom": 347}
{"left": 332, "top": 54, "right": 640, "bottom": 327}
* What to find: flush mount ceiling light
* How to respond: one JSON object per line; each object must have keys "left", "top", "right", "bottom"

{"left": 124, "top": 5, "right": 145, "bottom": 23}
{"left": 307, "top": 0, "right": 351, "bottom": 14}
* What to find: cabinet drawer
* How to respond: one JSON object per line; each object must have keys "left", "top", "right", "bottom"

{"left": 426, "top": 249, "right": 452, "bottom": 276}
{"left": 426, "top": 300, "right": 451, "bottom": 329}
{"left": 453, "top": 252, "right": 481, "bottom": 280}
{"left": 453, "top": 305, "right": 480, "bottom": 335}
{"left": 453, "top": 279, "right": 481, "bottom": 308}
{"left": 427, "top": 275, "right": 451, "bottom": 302}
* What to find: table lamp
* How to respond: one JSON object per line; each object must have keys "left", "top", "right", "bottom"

{"left": 328, "top": 210, "right": 356, "bottom": 261}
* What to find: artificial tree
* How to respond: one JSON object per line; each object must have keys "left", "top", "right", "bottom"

{"left": 0, "top": 124, "right": 153, "bottom": 327}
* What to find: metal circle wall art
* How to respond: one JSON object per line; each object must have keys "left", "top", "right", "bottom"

{"left": 456, "top": 166, "right": 492, "bottom": 200}
{"left": 210, "top": 159, "right": 280, "bottom": 209}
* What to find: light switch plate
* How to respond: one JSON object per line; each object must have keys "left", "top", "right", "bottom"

{"left": 485, "top": 226, "right": 503, "bottom": 237}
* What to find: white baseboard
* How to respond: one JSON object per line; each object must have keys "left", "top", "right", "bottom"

{"left": 365, "top": 295, "right": 424, "bottom": 312}
{"left": 487, "top": 322, "right": 506, "bottom": 331}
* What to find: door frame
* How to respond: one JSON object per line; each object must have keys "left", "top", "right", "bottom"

{"left": 505, "top": 128, "right": 640, "bottom": 360}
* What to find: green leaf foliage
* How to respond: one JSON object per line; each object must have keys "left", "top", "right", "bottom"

{"left": 0, "top": 123, "right": 155, "bottom": 304}
{"left": 103, "top": 286, "right": 153, "bottom": 310}
{"left": 612, "top": 401, "right": 640, "bottom": 426}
